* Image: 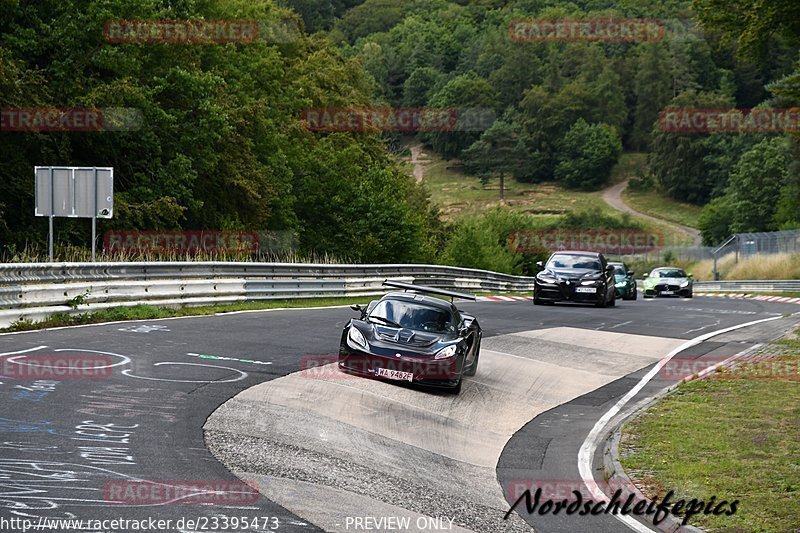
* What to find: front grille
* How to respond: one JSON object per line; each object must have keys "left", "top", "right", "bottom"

{"left": 656, "top": 284, "right": 680, "bottom": 291}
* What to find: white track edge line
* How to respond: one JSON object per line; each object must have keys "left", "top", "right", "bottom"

{"left": 577, "top": 314, "right": 784, "bottom": 532}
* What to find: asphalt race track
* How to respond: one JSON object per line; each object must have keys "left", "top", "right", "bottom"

{"left": 0, "top": 296, "right": 798, "bottom": 533}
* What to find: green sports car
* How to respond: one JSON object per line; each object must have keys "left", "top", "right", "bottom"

{"left": 642, "top": 267, "right": 693, "bottom": 298}
{"left": 610, "top": 262, "right": 637, "bottom": 300}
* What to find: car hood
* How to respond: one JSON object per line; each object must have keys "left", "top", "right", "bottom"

{"left": 541, "top": 268, "right": 603, "bottom": 280}
{"left": 645, "top": 277, "right": 690, "bottom": 285}
{"left": 614, "top": 274, "right": 629, "bottom": 282}
{"left": 352, "top": 321, "right": 458, "bottom": 354}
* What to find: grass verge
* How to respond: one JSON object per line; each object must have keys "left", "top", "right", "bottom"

{"left": 622, "top": 187, "right": 703, "bottom": 229}
{"left": 414, "top": 148, "right": 620, "bottom": 222}
{"left": 691, "top": 252, "right": 800, "bottom": 281}
{"left": 1, "top": 293, "right": 529, "bottom": 333}
{"left": 1, "top": 297, "right": 373, "bottom": 333}
{"left": 620, "top": 332, "right": 800, "bottom": 531}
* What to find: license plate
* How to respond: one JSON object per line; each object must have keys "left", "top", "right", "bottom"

{"left": 661, "top": 290, "right": 674, "bottom": 295}
{"left": 575, "top": 287, "right": 596, "bottom": 293}
{"left": 375, "top": 367, "right": 413, "bottom": 382}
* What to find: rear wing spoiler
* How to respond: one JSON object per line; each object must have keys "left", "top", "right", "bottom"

{"left": 383, "top": 280, "right": 477, "bottom": 302}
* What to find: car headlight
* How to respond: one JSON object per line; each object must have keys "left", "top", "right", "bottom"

{"left": 348, "top": 327, "right": 367, "bottom": 349}
{"left": 434, "top": 345, "right": 457, "bottom": 360}
{"left": 581, "top": 279, "right": 601, "bottom": 286}
{"left": 537, "top": 274, "right": 557, "bottom": 284}
{"left": 680, "top": 281, "right": 690, "bottom": 287}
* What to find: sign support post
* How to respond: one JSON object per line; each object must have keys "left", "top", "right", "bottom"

{"left": 92, "top": 167, "right": 97, "bottom": 262}
{"left": 49, "top": 167, "right": 54, "bottom": 262}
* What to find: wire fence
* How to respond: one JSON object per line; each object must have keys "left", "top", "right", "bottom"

{"left": 733, "top": 230, "right": 800, "bottom": 256}
{"left": 617, "top": 229, "right": 800, "bottom": 266}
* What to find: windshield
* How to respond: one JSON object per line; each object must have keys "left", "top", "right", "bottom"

{"left": 369, "top": 300, "right": 454, "bottom": 334}
{"left": 654, "top": 269, "right": 687, "bottom": 278}
{"left": 547, "top": 254, "right": 601, "bottom": 271}
{"left": 612, "top": 265, "right": 627, "bottom": 276}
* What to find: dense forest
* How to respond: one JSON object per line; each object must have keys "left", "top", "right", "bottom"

{"left": 1, "top": 0, "right": 799, "bottom": 268}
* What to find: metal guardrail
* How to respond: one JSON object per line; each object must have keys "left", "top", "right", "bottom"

{"left": 0, "top": 262, "right": 537, "bottom": 328}
{"left": 1, "top": 262, "right": 796, "bottom": 329}
{"left": 693, "top": 280, "right": 800, "bottom": 293}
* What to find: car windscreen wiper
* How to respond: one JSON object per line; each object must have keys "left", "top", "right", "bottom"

{"left": 368, "top": 315, "right": 403, "bottom": 328}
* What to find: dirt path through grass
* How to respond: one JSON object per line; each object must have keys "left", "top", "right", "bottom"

{"left": 603, "top": 180, "right": 703, "bottom": 246}
{"left": 409, "top": 143, "right": 431, "bottom": 183}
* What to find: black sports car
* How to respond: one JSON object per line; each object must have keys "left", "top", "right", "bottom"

{"left": 338, "top": 280, "right": 481, "bottom": 394}
{"left": 533, "top": 250, "right": 617, "bottom": 307}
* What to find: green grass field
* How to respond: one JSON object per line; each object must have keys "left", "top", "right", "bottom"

{"left": 411, "top": 148, "right": 694, "bottom": 246}
{"left": 620, "top": 333, "right": 800, "bottom": 531}
{"left": 420, "top": 159, "right": 612, "bottom": 223}
{"left": 622, "top": 188, "right": 703, "bottom": 229}
{"left": 2, "top": 297, "right": 372, "bottom": 332}
{"left": 415, "top": 149, "right": 646, "bottom": 220}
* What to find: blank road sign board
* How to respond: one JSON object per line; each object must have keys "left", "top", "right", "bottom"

{"left": 35, "top": 166, "right": 113, "bottom": 218}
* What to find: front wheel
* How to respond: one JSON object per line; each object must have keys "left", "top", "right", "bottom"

{"left": 464, "top": 342, "right": 480, "bottom": 377}
{"left": 608, "top": 289, "right": 616, "bottom": 307}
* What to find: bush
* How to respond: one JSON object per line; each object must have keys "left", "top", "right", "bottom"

{"left": 554, "top": 119, "right": 623, "bottom": 190}
{"left": 440, "top": 208, "right": 546, "bottom": 275}
{"left": 440, "top": 207, "right": 645, "bottom": 275}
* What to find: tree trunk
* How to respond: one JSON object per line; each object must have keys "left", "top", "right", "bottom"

{"left": 499, "top": 173, "right": 505, "bottom": 201}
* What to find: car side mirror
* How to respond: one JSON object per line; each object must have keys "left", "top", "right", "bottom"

{"left": 606, "top": 265, "right": 614, "bottom": 273}
{"left": 628, "top": 270, "right": 635, "bottom": 277}
{"left": 687, "top": 273, "right": 693, "bottom": 278}
{"left": 642, "top": 272, "right": 649, "bottom": 278}
{"left": 536, "top": 261, "right": 544, "bottom": 269}
{"left": 350, "top": 304, "right": 362, "bottom": 312}
{"left": 350, "top": 304, "right": 367, "bottom": 318}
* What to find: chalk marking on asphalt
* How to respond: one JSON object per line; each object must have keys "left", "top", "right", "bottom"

{"left": 577, "top": 314, "right": 784, "bottom": 533}
{"left": 683, "top": 318, "right": 721, "bottom": 335}
{"left": 186, "top": 352, "right": 272, "bottom": 365}
{"left": 13, "top": 348, "right": 133, "bottom": 369}
{"left": 0, "top": 346, "right": 48, "bottom": 357}
{"left": 122, "top": 362, "right": 247, "bottom": 383}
